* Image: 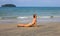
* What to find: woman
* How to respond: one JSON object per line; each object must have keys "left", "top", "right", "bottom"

{"left": 17, "top": 14, "right": 37, "bottom": 27}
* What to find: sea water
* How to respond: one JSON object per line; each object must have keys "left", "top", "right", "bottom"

{"left": 0, "top": 7, "right": 60, "bottom": 24}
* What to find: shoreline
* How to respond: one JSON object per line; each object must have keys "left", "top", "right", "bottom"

{"left": 0, "top": 17, "right": 60, "bottom": 25}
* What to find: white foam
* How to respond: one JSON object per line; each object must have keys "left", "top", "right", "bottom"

{"left": 17, "top": 16, "right": 28, "bottom": 19}
{"left": 39, "top": 16, "right": 50, "bottom": 18}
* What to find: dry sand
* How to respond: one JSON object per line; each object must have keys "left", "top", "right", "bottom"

{"left": 0, "top": 22, "right": 60, "bottom": 36}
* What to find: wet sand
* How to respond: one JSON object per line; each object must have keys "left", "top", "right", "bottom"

{"left": 0, "top": 22, "right": 60, "bottom": 36}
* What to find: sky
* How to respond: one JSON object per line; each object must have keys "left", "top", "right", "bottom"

{"left": 0, "top": 0, "right": 60, "bottom": 7}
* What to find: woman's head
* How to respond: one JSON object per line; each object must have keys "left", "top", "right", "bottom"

{"left": 33, "top": 14, "right": 37, "bottom": 18}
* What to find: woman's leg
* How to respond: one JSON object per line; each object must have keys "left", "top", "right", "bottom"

{"left": 17, "top": 22, "right": 37, "bottom": 27}
{"left": 24, "top": 24, "right": 32, "bottom": 27}
{"left": 17, "top": 24, "right": 32, "bottom": 27}
{"left": 17, "top": 24, "right": 25, "bottom": 27}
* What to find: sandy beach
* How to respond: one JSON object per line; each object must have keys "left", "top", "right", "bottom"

{"left": 0, "top": 22, "right": 60, "bottom": 36}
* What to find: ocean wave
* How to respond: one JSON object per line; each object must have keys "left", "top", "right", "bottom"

{"left": 17, "top": 16, "right": 60, "bottom": 19}
{"left": 0, "top": 16, "right": 60, "bottom": 19}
